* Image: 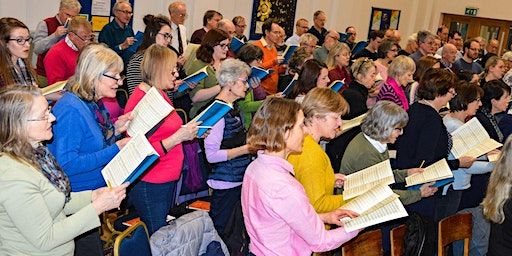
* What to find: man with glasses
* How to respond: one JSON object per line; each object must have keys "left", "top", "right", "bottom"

{"left": 308, "top": 10, "right": 327, "bottom": 46}
{"left": 409, "top": 30, "right": 435, "bottom": 64}
{"left": 253, "top": 19, "right": 285, "bottom": 95}
{"left": 168, "top": 1, "right": 188, "bottom": 59}
{"left": 453, "top": 38, "right": 484, "bottom": 76}
{"left": 33, "top": 0, "right": 81, "bottom": 87}
{"left": 98, "top": 0, "right": 135, "bottom": 70}
{"left": 437, "top": 30, "right": 464, "bottom": 60}
{"left": 345, "top": 26, "right": 357, "bottom": 50}
{"left": 232, "top": 16, "right": 248, "bottom": 43}
{"left": 285, "top": 18, "right": 309, "bottom": 46}
{"left": 44, "top": 17, "right": 93, "bottom": 85}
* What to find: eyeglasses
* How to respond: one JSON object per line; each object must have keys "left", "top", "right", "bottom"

{"left": 116, "top": 9, "right": 133, "bottom": 15}
{"left": 297, "top": 25, "right": 309, "bottom": 30}
{"left": 70, "top": 31, "right": 95, "bottom": 42}
{"left": 448, "top": 89, "right": 457, "bottom": 96}
{"left": 238, "top": 78, "right": 249, "bottom": 87}
{"left": 157, "top": 32, "right": 172, "bottom": 41}
{"left": 175, "top": 13, "right": 188, "bottom": 18}
{"left": 236, "top": 24, "right": 247, "bottom": 29}
{"left": 27, "top": 106, "right": 52, "bottom": 122}
{"left": 8, "top": 36, "right": 32, "bottom": 45}
{"left": 103, "top": 73, "right": 125, "bottom": 83}
{"left": 217, "top": 43, "right": 229, "bottom": 49}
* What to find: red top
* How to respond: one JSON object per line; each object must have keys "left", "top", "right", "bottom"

{"left": 124, "top": 86, "right": 184, "bottom": 183}
{"left": 253, "top": 38, "right": 281, "bottom": 95}
{"left": 328, "top": 65, "right": 352, "bottom": 93}
{"left": 44, "top": 39, "right": 78, "bottom": 85}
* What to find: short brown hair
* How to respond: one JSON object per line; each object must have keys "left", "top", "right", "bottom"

{"left": 417, "top": 68, "right": 456, "bottom": 100}
{"left": 449, "top": 81, "right": 483, "bottom": 112}
{"left": 247, "top": 97, "right": 302, "bottom": 152}
{"left": 196, "top": 28, "right": 228, "bottom": 63}
{"left": 301, "top": 87, "right": 348, "bottom": 125}
{"left": 141, "top": 44, "right": 177, "bottom": 89}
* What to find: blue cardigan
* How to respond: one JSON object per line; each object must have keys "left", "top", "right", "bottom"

{"left": 48, "top": 92, "right": 119, "bottom": 191}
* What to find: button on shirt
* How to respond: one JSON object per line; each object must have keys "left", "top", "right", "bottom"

{"left": 241, "top": 151, "right": 359, "bottom": 255}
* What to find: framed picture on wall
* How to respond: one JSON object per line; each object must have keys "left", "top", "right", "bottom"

{"left": 368, "top": 7, "right": 401, "bottom": 36}
{"left": 249, "top": 0, "right": 298, "bottom": 40}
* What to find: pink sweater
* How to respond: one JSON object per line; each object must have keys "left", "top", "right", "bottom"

{"left": 124, "top": 86, "right": 184, "bottom": 183}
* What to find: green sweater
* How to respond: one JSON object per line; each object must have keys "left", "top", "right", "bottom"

{"left": 0, "top": 155, "right": 100, "bottom": 255}
{"left": 238, "top": 90, "right": 263, "bottom": 129}
{"left": 186, "top": 59, "right": 218, "bottom": 118}
{"left": 340, "top": 132, "right": 421, "bottom": 205}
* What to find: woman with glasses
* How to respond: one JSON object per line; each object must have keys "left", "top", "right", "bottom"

{"left": 0, "top": 85, "right": 128, "bottom": 256}
{"left": 440, "top": 82, "right": 494, "bottom": 218}
{"left": 0, "top": 17, "right": 36, "bottom": 87}
{"left": 186, "top": 28, "right": 229, "bottom": 118}
{"left": 203, "top": 59, "right": 253, "bottom": 254}
{"left": 395, "top": 69, "right": 475, "bottom": 221}
{"left": 376, "top": 55, "right": 416, "bottom": 110}
{"left": 287, "top": 59, "right": 330, "bottom": 102}
{"left": 326, "top": 57, "right": 376, "bottom": 171}
{"left": 124, "top": 44, "right": 199, "bottom": 235}
{"left": 288, "top": 88, "right": 350, "bottom": 215}
{"left": 374, "top": 39, "right": 400, "bottom": 82}
{"left": 326, "top": 42, "right": 352, "bottom": 90}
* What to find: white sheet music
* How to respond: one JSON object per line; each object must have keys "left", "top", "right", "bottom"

{"left": 451, "top": 117, "right": 502, "bottom": 158}
{"left": 101, "top": 133, "right": 158, "bottom": 187}
{"left": 405, "top": 159, "right": 452, "bottom": 187}
{"left": 127, "top": 87, "right": 174, "bottom": 137}
{"left": 340, "top": 184, "right": 398, "bottom": 214}
{"left": 342, "top": 198, "right": 408, "bottom": 232}
{"left": 343, "top": 160, "right": 395, "bottom": 200}
{"left": 341, "top": 113, "right": 368, "bottom": 133}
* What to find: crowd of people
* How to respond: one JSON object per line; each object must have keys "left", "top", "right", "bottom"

{"left": 3, "top": 0, "right": 512, "bottom": 255}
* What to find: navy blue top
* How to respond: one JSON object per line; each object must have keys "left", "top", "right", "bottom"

{"left": 98, "top": 20, "right": 135, "bottom": 67}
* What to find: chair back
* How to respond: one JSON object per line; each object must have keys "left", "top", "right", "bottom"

{"left": 438, "top": 212, "right": 472, "bottom": 256}
{"left": 113, "top": 221, "right": 152, "bottom": 256}
{"left": 390, "top": 224, "right": 407, "bottom": 256}
{"left": 342, "top": 229, "right": 383, "bottom": 256}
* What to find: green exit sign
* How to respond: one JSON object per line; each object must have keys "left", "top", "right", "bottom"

{"left": 465, "top": 7, "right": 478, "bottom": 16}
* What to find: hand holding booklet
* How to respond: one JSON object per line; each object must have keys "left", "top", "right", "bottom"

{"left": 282, "top": 45, "right": 298, "bottom": 64}
{"left": 329, "top": 79, "right": 345, "bottom": 92}
{"left": 450, "top": 117, "right": 502, "bottom": 159}
{"left": 281, "top": 73, "right": 299, "bottom": 96}
{"left": 250, "top": 66, "right": 274, "bottom": 80}
{"left": 192, "top": 100, "right": 233, "bottom": 137}
{"left": 178, "top": 66, "right": 209, "bottom": 92}
{"left": 405, "top": 159, "right": 453, "bottom": 187}
{"left": 126, "top": 87, "right": 174, "bottom": 137}
{"left": 342, "top": 159, "right": 395, "bottom": 200}
{"left": 101, "top": 133, "right": 160, "bottom": 187}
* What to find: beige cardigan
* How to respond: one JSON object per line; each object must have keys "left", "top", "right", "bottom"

{"left": 0, "top": 154, "right": 100, "bottom": 255}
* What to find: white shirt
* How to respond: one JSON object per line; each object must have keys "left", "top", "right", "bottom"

{"left": 285, "top": 34, "right": 300, "bottom": 46}
{"left": 171, "top": 22, "right": 187, "bottom": 55}
{"left": 363, "top": 133, "right": 387, "bottom": 153}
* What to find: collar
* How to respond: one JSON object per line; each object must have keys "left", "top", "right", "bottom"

{"left": 55, "top": 15, "right": 64, "bottom": 25}
{"left": 112, "top": 19, "right": 128, "bottom": 30}
{"left": 363, "top": 133, "right": 387, "bottom": 153}
{"left": 64, "top": 35, "right": 79, "bottom": 51}
{"left": 260, "top": 37, "right": 273, "bottom": 49}
{"left": 257, "top": 151, "right": 295, "bottom": 176}
{"left": 171, "top": 22, "right": 179, "bottom": 30}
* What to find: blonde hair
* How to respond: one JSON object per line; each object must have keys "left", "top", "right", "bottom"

{"left": 482, "top": 136, "right": 512, "bottom": 223}
{"left": 68, "top": 44, "right": 123, "bottom": 101}
{"left": 247, "top": 97, "right": 301, "bottom": 152}
{"left": 351, "top": 57, "right": 375, "bottom": 77}
{"left": 141, "top": 44, "right": 177, "bottom": 89}
{"left": 0, "top": 85, "right": 42, "bottom": 168}
{"left": 388, "top": 55, "right": 416, "bottom": 78}
{"left": 326, "top": 42, "right": 350, "bottom": 69}
{"left": 301, "top": 87, "right": 348, "bottom": 125}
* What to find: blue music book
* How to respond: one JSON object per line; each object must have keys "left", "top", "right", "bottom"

{"left": 282, "top": 45, "right": 298, "bottom": 64}
{"left": 178, "top": 66, "right": 209, "bottom": 92}
{"left": 281, "top": 73, "right": 299, "bottom": 96}
{"left": 407, "top": 177, "right": 455, "bottom": 190}
{"left": 250, "top": 66, "right": 274, "bottom": 80}
{"left": 127, "top": 31, "right": 144, "bottom": 53}
{"left": 329, "top": 79, "right": 345, "bottom": 92}
{"left": 230, "top": 36, "right": 245, "bottom": 53}
{"left": 193, "top": 100, "right": 233, "bottom": 137}
{"left": 351, "top": 41, "right": 368, "bottom": 57}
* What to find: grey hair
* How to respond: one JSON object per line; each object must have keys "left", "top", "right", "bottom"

{"left": 417, "top": 30, "right": 433, "bottom": 44}
{"left": 299, "top": 33, "right": 318, "bottom": 45}
{"left": 114, "top": 0, "right": 131, "bottom": 10}
{"left": 217, "top": 59, "right": 251, "bottom": 87}
{"left": 388, "top": 55, "right": 415, "bottom": 78}
{"left": 60, "top": 0, "right": 81, "bottom": 10}
{"left": 361, "top": 100, "right": 408, "bottom": 141}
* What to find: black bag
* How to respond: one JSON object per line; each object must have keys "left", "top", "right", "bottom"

{"left": 404, "top": 213, "right": 437, "bottom": 256}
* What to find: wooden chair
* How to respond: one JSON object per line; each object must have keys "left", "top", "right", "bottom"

{"left": 390, "top": 224, "right": 407, "bottom": 256}
{"left": 438, "top": 213, "right": 472, "bottom": 256}
{"left": 341, "top": 229, "right": 383, "bottom": 256}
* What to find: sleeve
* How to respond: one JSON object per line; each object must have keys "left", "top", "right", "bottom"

{"left": 394, "top": 189, "right": 421, "bottom": 205}
{"left": 189, "top": 30, "right": 202, "bottom": 44}
{"left": 270, "top": 185, "right": 359, "bottom": 252}
{"left": 63, "top": 191, "right": 93, "bottom": 215}
{"left": 51, "top": 106, "right": 119, "bottom": 175}
{"left": 44, "top": 49, "right": 65, "bottom": 85}
{"left": 294, "top": 149, "right": 345, "bottom": 213}
{"left": 392, "top": 169, "right": 409, "bottom": 183}
{"left": 238, "top": 91, "right": 263, "bottom": 115}
{"left": 33, "top": 21, "right": 60, "bottom": 54}
{"left": 2, "top": 179, "right": 100, "bottom": 251}
{"left": 460, "top": 161, "right": 494, "bottom": 175}
{"left": 204, "top": 118, "right": 228, "bottom": 163}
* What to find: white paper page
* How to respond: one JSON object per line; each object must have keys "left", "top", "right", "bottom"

{"left": 343, "top": 160, "right": 395, "bottom": 200}
{"left": 340, "top": 184, "right": 397, "bottom": 214}
{"left": 127, "top": 87, "right": 174, "bottom": 137}
{"left": 451, "top": 117, "right": 501, "bottom": 158}
{"left": 405, "top": 159, "right": 452, "bottom": 187}
{"left": 341, "top": 113, "right": 368, "bottom": 133}
{"left": 342, "top": 198, "right": 408, "bottom": 232}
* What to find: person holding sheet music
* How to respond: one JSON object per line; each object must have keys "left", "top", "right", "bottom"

{"left": 277, "top": 47, "right": 313, "bottom": 93}
{"left": 203, "top": 59, "right": 253, "bottom": 253}
{"left": 241, "top": 97, "right": 360, "bottom": 256}
{"left": 326, "top": 43, "right": 352, "bottom": 90}
{"left": 327, "top": 57, "right": 376, "bottom": 171}
{"left": 376, "top": 56, "right": 416, "bottom": 110}
{"left": 124, "top": 44, "right": 200, "bottom": 235}
{"left": 395, "top": 68, "right": 476, "bottom": 221}
{"left": 341, "top": 101, "right": 435, "bottom": 206}
{"left": 186, "top": 28, "right": 229, "bottom": 118}
{"left": 47, "top": 44, "right": 132, "bottom": 254}
{"left": 482, "top": 136, "right": 512, "bottom": 256}
{"left": 441, "top": 82, "right": 495, "bottom": 218}
{"left": 287, "top": 88, "right": 350, "bottom": 214}
{"left": 287, "top": 59, "right": 330, "bottom": 102}
{"left": 0, "top": 85, "right": 128, "bottom": 256}
{"left": 476, "top": 80, "right": 510, "bottom": 144}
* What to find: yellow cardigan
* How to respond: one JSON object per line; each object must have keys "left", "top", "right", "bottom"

{"left": 287, "top": 135, "right": 345, "bottom": 213}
